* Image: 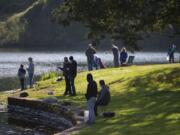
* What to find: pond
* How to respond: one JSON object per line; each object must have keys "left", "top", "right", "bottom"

{"left": 0, "top": 51, "right": 179, "bottom": 78}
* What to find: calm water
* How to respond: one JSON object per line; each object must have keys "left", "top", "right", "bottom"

{"left": 0, "top": 51, "right": 179, "bottom": 78}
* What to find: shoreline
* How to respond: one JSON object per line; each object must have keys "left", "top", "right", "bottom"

{"left": 0, "top": 62, "right": 179, "bottom": 92}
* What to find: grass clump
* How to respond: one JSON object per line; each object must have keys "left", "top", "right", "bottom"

{"left": 40, "top": 71, "right": 60, "bottom": 81}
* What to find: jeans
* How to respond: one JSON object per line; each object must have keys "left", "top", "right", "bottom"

{"left": 20, "top": 78, "right": 25, "bottom": 90}
{"left": 87, "top": 59, "right": 94, "bottom": 71}
{"left": 114, "top": 56, "right": 119, "bottom": 67}
{"left": 169, "top": 54, "right": 174, "bottom": 63}
{"left": 70, "top": 75, "right": 76, "bottom": 95}
{"left": 28, "top": 73, "right": 34, "bottom": 88}
{"left": 87, "top": 97, "right": 96, "bottom": 124}
{"left": 94, "top": 100, "right": 108, "bottom": 116}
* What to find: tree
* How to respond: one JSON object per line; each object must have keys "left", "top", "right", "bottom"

{"left": 52, "top": 0, "right": 180, "bottom": 50}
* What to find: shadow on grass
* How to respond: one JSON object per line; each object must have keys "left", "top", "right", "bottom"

{"left": 79, "top": 68, "right": 180, "bottom": 135}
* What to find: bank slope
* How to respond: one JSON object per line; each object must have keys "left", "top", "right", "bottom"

{"left": 1, "top": 63, "right": 180, "bottom": 135}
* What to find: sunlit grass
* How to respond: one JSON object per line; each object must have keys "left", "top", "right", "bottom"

{"left": 0, "top": 63, "right": 180, "bottom": 135}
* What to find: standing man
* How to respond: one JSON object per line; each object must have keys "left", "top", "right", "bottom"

{"left": 85, "top": 44, "right": 96, "bottom": 71}
{"left": 167, "top": 44, "right": 176, "bottom": 63}
{"left": 69, "top": 56, "right": 77, "bottom": 96}
{"left": 18, "top": 65, "right": 26, "bottom": 91}
{"left": 112, "top": 44, "right": 119, "bottom": 67}
{"left": 85, "top": 73, "right": 98, "bottom": 124}
{"left": 27, "top": 57, "right": 34, "bottom": 88}
{"left": 59, "top": 57, "right": 71, "bottom": 96}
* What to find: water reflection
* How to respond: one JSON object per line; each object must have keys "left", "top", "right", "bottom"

{"left": 0, "top": 52, "right": 179, "bottom": 77}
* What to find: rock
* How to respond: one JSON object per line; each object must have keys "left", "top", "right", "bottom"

{"left": 20, "top": 92, "right": 29, "bottom": 97}
{"left": 56, "top": 77, "right": 63, "bottom": 82}
{"left": 48, "top": 91, "right": 54, "bottom": 95}
{"left": 42, "top": 96, "right": 58, "bottom": 104}
{"left": 6, "top": 130, "right": 16, "bottom": 135}
{"left": 62, "top": 101, "right": 72, "bottom": 106}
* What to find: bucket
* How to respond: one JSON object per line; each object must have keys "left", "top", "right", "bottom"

{"left": 84, "top": 110, "right": 89, "bottom": 122}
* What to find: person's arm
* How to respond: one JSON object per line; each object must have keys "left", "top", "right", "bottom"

{"left": 85, "top": 83, "right": 90, "bottom": 100}
{"left": 97, "top": 88, "right": 106, "bottom": 102}
{"left": 57, "top": 67, "right": 64, "bottom": 71}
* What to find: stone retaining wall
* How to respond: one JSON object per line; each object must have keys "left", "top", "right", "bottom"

{"left": 8, "top": 97, "right": 77, "bottom": 131}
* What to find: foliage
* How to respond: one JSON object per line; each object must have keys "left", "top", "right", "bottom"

{"left": 52, "top": 0, "right": 180, "bottom": 50}
{"left": 41, "top": 71, "right": 60, "bottom": 81}
{"left": 0, "top": 0, "right": 44, "bottom": 46}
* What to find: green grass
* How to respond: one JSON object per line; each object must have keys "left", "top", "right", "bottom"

{"left": 0, "top": 64, "right": 180, "bottom": 135}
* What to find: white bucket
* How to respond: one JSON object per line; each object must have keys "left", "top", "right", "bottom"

{"left": 84, "top": 110, "right": 89, "bottom": 122}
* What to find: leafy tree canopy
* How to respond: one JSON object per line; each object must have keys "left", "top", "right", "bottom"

{"left": 52, "top": 0, "right": 180, "bottom": 50}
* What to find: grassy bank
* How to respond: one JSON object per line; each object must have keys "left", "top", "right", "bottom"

{"left": 0, "top": 76, "right": 41, "bottom": 91}
{"left": 0, "top": 64, "right": 180, "bottom": 135}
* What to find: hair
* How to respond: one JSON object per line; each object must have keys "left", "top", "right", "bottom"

{"left": 121, "top": 47, "right": 127, "bottom": 52}
{"left": 99, "top": 80, "right": 105, "bottom": 86}
{"left": 28, "top": 57, "right": 33, "bottom": 62}
{"left": 20, "top": 64, "right": 24, "bottom": 68}
{"left": 69, "top": 56, "right": 74, "bottom": 60}
{"left": 87, "top": 73, "right": 93, "bottom": 82}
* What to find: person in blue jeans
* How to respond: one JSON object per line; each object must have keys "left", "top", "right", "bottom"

{"left": 85, "top": 44, "right": 96, "bottom": 71}
{"left": 120, "top": 47, "right": 128, "bottom": 65}
{"left": 27, "top": 57, "right": 34, "bottom": 88}
{"left": 85, "top": 73, "right": 98, "bottom": 124}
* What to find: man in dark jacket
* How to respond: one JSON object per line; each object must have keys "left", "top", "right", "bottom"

{"left": 59, "top": 57, "right": 71, "bottom": 96}
{"left": 69, "top": 56, "right": 77, "bottom": 96}
{"left": 18, "top": 64, "right": 26, "bottom": 90}
{"left": 85, "top": 73, "right": 98, "bottom": 124}
{"left": 94, "top": 80, "right": 111, "bottom": 116}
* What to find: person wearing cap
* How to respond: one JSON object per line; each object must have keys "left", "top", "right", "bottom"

{"left": 112, "top": 44, "right": 119, "bottom": 67}
{"left": 27, "top": 57, "right": 34, "bottom": 88}
{"left": 85, "top": 44, "right": 96, "bottom": 71}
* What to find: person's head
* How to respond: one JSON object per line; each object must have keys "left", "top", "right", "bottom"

{"left": 20, "top": 64, "right": 24, "bottom": 68}
{"left": 64, "top": 57, "right": 68, "bottom": 63}
{"left": 28, "top": 57, "right": 33, "bottom": 62}
{"left": 99, "top": 80, "right": 105, "bottom": 87}
{"left": 88, "top": 43, "right": 92, "bottom": 48}
{"left": 69, "top": 56, "right": 74, "bottom": 61}
{"left": 121, "top": 47, "right": 127, "bottom": 52}
{"left": 87, "top": 73, "right": 93, "bottom": 83}
{"left": 172, "top": 44, "right": 176, "bottom": 48}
